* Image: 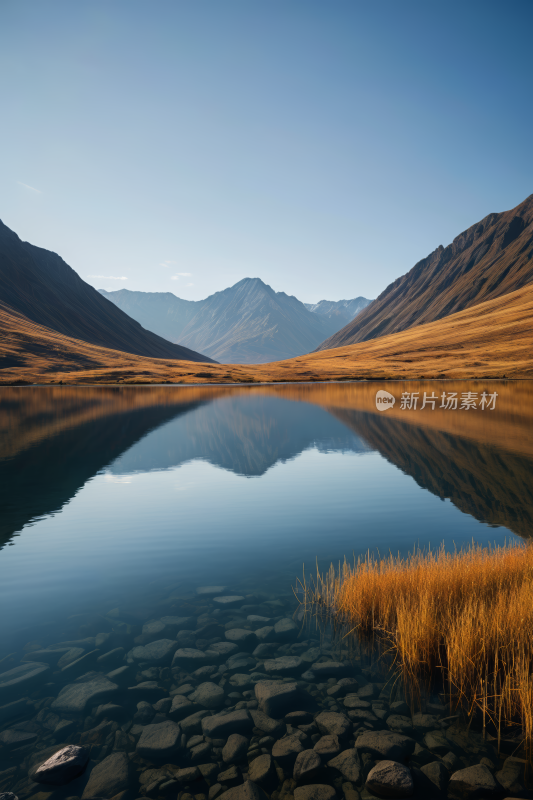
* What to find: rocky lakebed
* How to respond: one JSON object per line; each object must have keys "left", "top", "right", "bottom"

{"left": 0, "top": 585, "right": 528, "bottom": 800}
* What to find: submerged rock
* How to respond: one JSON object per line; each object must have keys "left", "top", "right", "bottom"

{"left": 254, "top": 680, "right": 312, "bottom": 717}
{"left": 293, "top": 785, "right": 337, "bottom": 800}
{"left": 51, "top": 672, "right": 118, "bottom": 714}
{"left": 81, "top": 752, "right": 130, "bottom": 799}
{"left": 0, "top": 662, "right": 50, "bottom": 703}
{"left": 222, "top": 733, "right": 249, "bottom": 763}
{"left": 293, "top": 749, "right": 322, "bottom": 781}
{"left": 448, "top": 765, "right": 502, "bottom": 800}
{"left": 355, "top": 730, "right": 416, "bottom": 761}
{"left": 202, "top": 709, "right": 253, "bottom": 738}
{"left": 32, "top": 745, "right": 90, "bottom": 785}
{"left": 136, "top": 720, "right": 183, "bottom": 760}
{"left": 218, "top": 780, "right": 269, "bottom": 800}
{"left": 366, "top": 760, "right": 414, "bottom": 798}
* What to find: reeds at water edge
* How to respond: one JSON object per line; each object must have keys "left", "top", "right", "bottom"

{"left": 298, "top": 541, "right": 533, "bottom": 761}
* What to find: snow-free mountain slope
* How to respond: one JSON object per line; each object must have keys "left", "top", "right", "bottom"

{"left": 316, "top": 193, "right": 533, "bottom": 351}
{"left": 0, "top": 220, "right": 213, "bottom": 363}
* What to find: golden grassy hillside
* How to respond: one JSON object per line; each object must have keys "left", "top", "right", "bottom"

{"left": 1, "top": 281, "right": 532, "bottom": 385}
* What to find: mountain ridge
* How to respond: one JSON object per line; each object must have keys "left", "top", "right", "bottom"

{"left": 0, "top": 220, "right": 213, "bottom": 363}
{"left": 101, "top": 277, "right": 367, "bottom": 364}
{"left": 316, "top": 193, "right": 533, "bottom": 351}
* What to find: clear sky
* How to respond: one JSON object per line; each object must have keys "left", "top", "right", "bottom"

{"left": 1, "top": 0, "right": 532, "bottom": 304}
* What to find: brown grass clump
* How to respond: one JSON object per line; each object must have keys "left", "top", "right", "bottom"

{"left": 300, "top": 542, "right": 533, "bottom": 758}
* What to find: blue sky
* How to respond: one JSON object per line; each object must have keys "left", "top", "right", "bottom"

{"left": 1, "top": 0, "right": 532, "bottom": 303}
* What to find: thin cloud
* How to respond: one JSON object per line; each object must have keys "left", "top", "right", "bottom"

{"left": 187, "top": 282, "right": 194, "bottom": 286}
{"left": 160, "top": 260, "right": 176, "bottom": 267}
{"left": 170, "top": 272, "right": 192, "bottom": 280}
{"left": 18, "top": 181, "right": 42, "bottom": 194}
{"left": 88, "top": 275, "right": 128, "bottom": 280}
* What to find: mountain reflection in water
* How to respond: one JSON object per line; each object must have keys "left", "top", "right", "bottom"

{"left": 0, "top": 382, "right": 532, "bottom": 552}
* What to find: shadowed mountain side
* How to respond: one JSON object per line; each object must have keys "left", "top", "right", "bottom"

{"left": 108, "top": 395, "right": 370, "bottom": 477}
{"left": 317, "top": 193, "right": 533, "bottom": 350}
{"left": 2, "top": 282, "right": 533, "bottom": 384}
{"left": 329, "top": 407, "right": 533, "bottom": 540}
{"left": 0, "top": 220, "right": 213, "bottom": 362}
{"left": 102, "top": 279, "right": 342, "bottom": 364}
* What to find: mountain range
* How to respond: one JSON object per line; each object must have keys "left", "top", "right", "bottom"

{"left": 100, "top": 281, "right": 371, "bottom": 364}
{"left": 0, "top": 220, "right": 212, "bottom": 363}
{"left": 317, "top": 193, "right": 533, "bottom": 350}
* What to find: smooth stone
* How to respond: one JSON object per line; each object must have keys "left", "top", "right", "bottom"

{"left": 272, "top": 733, "right": 305, "bottom": 767}
{"left": 22, "top": 649, "right": 73, "bottom": 666}
{"left": 81, "top": 752, "right": 130, "bottom": 799}
{"left": 327, "top": 749, "right": 361, "bottom": 783}
{"left": 255, "top": 680, "right": 312, "bottom": 717}
{"left": 358, "top": 684, "right": 379, "bottom": 700}
{"left": 222, "top": 733, "right": 249, "bottom": 763}
{"left": 175, "top": 766, "right": 201, "bottom": 784}
{"left": 273, "top": 618, "right": 299, "bottom": 641}
{"left": 335, "top": 678, "right": 360, "bottom": 696}
{"left": 366, "top": 760, "right": 414, "bottom": 798}
{"left": 264, "top": 657, "right": 304, "bottom": 676}
{"left": 0, "top": 727, "right": 38, "bottom": 749}
{"left": 247, "top": 616, "right": 271, "bottom": 624}
{"left": 190, "top": 741, "right": 212, "bottom": 763}
{"left": 293, "top": 749, "right": 322, "bottom": 781}
{"left": 32, "top": 745, "right": 90, "bottom": 785}
{"left": 134, "top": 701, "right": 155, "bottom": 724}
{"left": 0, "top": 662, "right": 50, "bottom": 702}
{"left": 106, "top": 665, "right": 132, "bottom": 686}
{"left": 213, "top": 596, "right": 245, "bottom": 607}
{"left": 172, "top": 648, "right": 216, "bottom": 669}
{"left": 314, "top": 735, "right": 341, "bottom": 760}
{"left": 229, "top": 673, "right": 254, "bottom": 689}
{"left": 136, "top": 720, "right": 183, "bottom": 760}
{"left": 294, "top": 785, "right": 337, "bottom": 800}
{"left": 389, "top": 701, "right": 410, "bottom": 716}
{"left": 153, "top": 696, "right": 172, "bottom": 713}
{"left": 495, "top": 757, "right": 526, "bottom": 794}
{"left": 255, "top": 626, "right": 276, "bottom": 642}
{"left": 201, "top": 709, "right": 253, "bottom": 738}
{"left": 249, "top": 753, "right": 275, "bottom": 785}
{"left": 225, "top": 629, "right": 257, "bottom": 646}
{"left": 411, "top": 713, "right": 439, "bottom": 731}
{"left": 448, "top": 765, "right": 501, "bottom": 800}
{"left": 250, "top": 708, "right": 285, "bottom": 738}
{"left": 423, "top": 730, "right": 451, "bottom": 756}
{"left": 179, "top": 710, "right": 210, "bottom": 735}
{"left": 386, "top": 714, "right": 414, "bottom": 734}
{"left": 253, "top": 643, "right": 279, "bottom": 659}
{"left": 208, "top": 642, "right": 239, "bottom": 658}
{"left": 127, "top": 681, "right": 167, "bottom": 700}
{"left": 199, "top": 763, "right": 219, "bottom": 780}
{"left": 52, "top": 672, "right": 118, "bottom": 715}
{"left": 190, "top": 682, "right": 226, "bottom": 709}
{"left": 344, "top": 696, "right": 371, "bottom": 709}
{"left": 355, "top": 730, "right": 416, "bottom": 761}
{"left": 126, "top": 639, "right": 178, "bottom": 665}
{"left": 420, "top": 761, "right": 449, "bottom": 793}
{"left": 169, "top": 694, "right": 200, "bottom": 721}
{"left": 197, "top": 586, "right": 227, "bottom": 595}
{"left": 285, "top": 710, "right": 313, "bottom": 725}
{"left": 311, "top": 662, "right": 351, "bottom": 679}
{"left": 315, "top": 711, "right": 351, "bottom": 739}
{"left": 0, "top": 698, "right": 28, "bottom": 725}
{"left": 96, "top": 648, "right": 125, "bottom": 669}
{"left": 218, "top": 765, "right": 240, "bottom": 783}
{"left": 217, "top": 779, "right": 269, "bottom": 800}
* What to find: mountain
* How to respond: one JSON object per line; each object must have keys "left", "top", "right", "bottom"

{"left": 0, "top": 220, "right": 213, "bottom": 362}
{"left": 304, "top": 297, "right": 371, "bottom": 325}
{"left": 2, "top": 282, "right": 533, "bottom": 384}
{"left": 101, "top": 278, "right": 345, "bottom": 364}
{"left": 316, "top": 193, "right": 533, "bottom": 351}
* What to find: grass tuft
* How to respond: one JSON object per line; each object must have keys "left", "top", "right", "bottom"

{"left": 298, "top": 541, "right": 533, "bottom": 759}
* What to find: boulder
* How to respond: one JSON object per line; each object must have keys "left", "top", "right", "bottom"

{"left": 294, "top": 786, "right": 337, "bottom": 800}
{"left": 315, "top": 711, "right": 351, "bottom": 739}
{"left": 314, "top": 735, "right": 340, "bottom": 760}
{"left": 264, "top": 657, "right": 304, "bottom": 676}
{"left": 420, "top": 761, "right": 449, "bottom": 793}
{"left": 169, "top": 694, "right": 200, "bottom": 720}
{"left": 225, "top": 629, "right": 258, "bottom": 646}
{"left": 250, "top": 708, "right": 285, "bottom": 738}
{"left": 126, "top": 639, "right": 178, "bottom": 665}
{"left": 180, "top": 710, "right": 210, "bottom": 735}
{"left": 327, "top": 749, "right": 361, "bottom": 783}
{"left": 386, "top": 715, "right": 414, "bottom": 734}
{"left": 81, "top": 752, "right": 130, "bottom": 799}
{"left": 217, "top": 780, "right": 269, "bottom": 800}
{"left": 293, "top": 749, "right": 322, "bottom": 781}
{"left": 222, "top": 733, "right": 249, "bottom": 763}
{"left": 51, "top": 672, "right": 118, "bottom": 715}
{"left": 248, "top": 753, "right": 276, "bottom": 785}
{"left": 255, "top": 680, "right": 312, "bottom": 717}
{"left": 0, "top": 727, "right": 38, "bottom": 749}
{"left": 366, "top": 760, "right": 414, "bottom": 798}
{"left": 32, "top": 745, "right": 90, "bottom": 785}
{"left": 274, "top": 618, "right": 299, "bottom": 641}
{"left": 190, "top": 682, "right": 226, "bottom": 709}
{"left": 423, "top": 730, "right": 451, "bottom": 756}
{"left": 448, "top": 765, "right": 502, "bottom": 800}
{"left": 311, "top": 662, "right": 351, "bottom": 679}
{"left": 495, "top": 757, "right": 525, "bottom": 795}
{"left": 213, "top": 596, "right": 245, "bottom": 608}
{"left": 136, "top": 720, "right": 183, "bottom": 760}
{"left": 355, "top": 731, "right": 416, "bottom": 761}
{"left": 272, "top": 733, "right": 305, "bottom": 767}
{"left": 0, "top": 662, "right": 50, "bottom": 702}
{"left": 172, "top": 648, "right": 216, "bottom": 670}
{"left": 202, "top": 709, "right": 253, "bottom": 738}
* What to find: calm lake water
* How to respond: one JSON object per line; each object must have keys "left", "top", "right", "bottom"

{"left": 0, "top": 381, "right": 532, "bottom": 797}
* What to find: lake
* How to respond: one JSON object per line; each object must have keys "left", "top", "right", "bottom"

{"left": 0, "top": 381, "right": 532, "bottom": 799}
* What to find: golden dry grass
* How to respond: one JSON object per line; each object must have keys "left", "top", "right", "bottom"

{"left": 1, "top": 282, "right": 533, "bottom": 384}
{"left": 302, "top": 542, "right": 533, "bottom": 757}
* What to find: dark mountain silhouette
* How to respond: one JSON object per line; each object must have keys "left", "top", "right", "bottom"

{"left": 304, "top": 297, "right": 371, "bottom": 326}
{"left": 100, "top": 279, "right": 348, "bottom": 364}
{"left": 316, "top": 193, "right": 533, "bottom": 351}
{"left": 0, "top": 220, "right": 213, "bottom": 362}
